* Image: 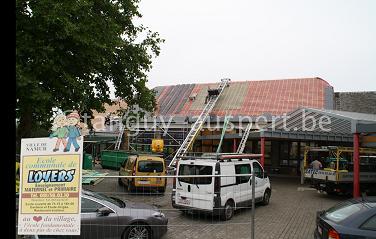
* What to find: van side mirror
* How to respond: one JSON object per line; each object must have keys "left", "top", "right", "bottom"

{"left": 264, "top": 171, "right": 268, "bottom": 178}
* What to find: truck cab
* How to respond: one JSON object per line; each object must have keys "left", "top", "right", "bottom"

{"left": 303, "top": 146, "right": 376, "bottom": 195}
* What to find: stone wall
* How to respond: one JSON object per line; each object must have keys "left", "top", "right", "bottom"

{"left": 334, "top": 91, "right": 376, "bottom": 114}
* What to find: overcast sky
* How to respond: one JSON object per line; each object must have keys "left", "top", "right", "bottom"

{"left": 130, "top": 0, "right": 376, "bottom": 93}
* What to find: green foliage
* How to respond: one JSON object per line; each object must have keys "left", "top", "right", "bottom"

{"left": 16, "top": 0, "right": 163, "bottom": 138}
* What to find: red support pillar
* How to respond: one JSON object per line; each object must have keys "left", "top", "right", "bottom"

{"left": 260, "top": 137, "right": 265, "bottom": 167}
{"left": 353, "top": 133, "right": 360, "bottom": 198}
{"left": 233, "top": 138, "right": 237, "bottom": 153}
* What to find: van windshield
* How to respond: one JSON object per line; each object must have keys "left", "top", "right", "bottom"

{"left": 178, "top": 165, "right": 213, "bottom": 184}
{"left": 138, "top": 160, "right": 164, "bottom": 173}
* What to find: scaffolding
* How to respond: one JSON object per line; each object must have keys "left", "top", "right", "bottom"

{"left": 128, "top": 126, "right": 190, "bottom": 163}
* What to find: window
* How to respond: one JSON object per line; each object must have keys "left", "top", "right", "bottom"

{"left": 280, "top": 142, "right": 289, "bottom": 166}
{"left": 126, "top": 157, "right": 136, "bottom": 168}
{"left": 235, "top": 164, "right": 251, "bottom": 184}
{"left": 252, "top": 162, "right": 263, "bottom": 178}
{"left": 178, "top": 165, "right": 213, "bottom": 184}
{"left": 84, "top": 190, "right": 125, "bottom": 208}
{"left": 81, "top": 198, "right": 103, "bottom": 213}
{"left": 361, "top": 214, "right": 376, "bottom": 231}
{"left": 290, "top": 142, "right": 299, "bottom": 160}
{"left": 324, "top": 201, "right": 363, "bottom": 223}
{"left": 138, "top": 160, "right": 164, "bottom": 173}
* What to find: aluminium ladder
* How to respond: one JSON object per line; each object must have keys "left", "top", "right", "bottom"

{"left": 236, "top": 122, "right": 252, "bottom": 154}
{"left": 114, "top": 124, "right": 125, "bottom": 150}
{"left": 168, "top": 78, "right": 231, "bottom": 168}
{"left": 216, "top": 115, "right": 230, "bottom": 153}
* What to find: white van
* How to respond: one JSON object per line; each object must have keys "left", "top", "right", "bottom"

{"left": 171, "top": 154, "right": 271, "bottom": 220}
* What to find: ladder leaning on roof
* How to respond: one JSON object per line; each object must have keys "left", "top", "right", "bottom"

{"left": 216, "top": 115, "right": 230, "bottom": 153}
{"left": 236, "top": 122, "right": 252, "bottom": 154}
{"left": 168, "top": 78, "right": 231, "bottom": 168}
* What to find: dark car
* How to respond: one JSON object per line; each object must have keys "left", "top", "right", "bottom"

{"left": 314, "top": 197, "right": 376, "bottom": 239}
{"left": 17, "top": 189, "right": 168, "bottom": 239}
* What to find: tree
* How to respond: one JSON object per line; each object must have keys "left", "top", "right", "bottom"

{"left": 16, "top": 0, "right": 163, "bottom": 141}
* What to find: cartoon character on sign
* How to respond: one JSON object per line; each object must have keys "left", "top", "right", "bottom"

{"left": 64, "top": 111, "right": 81, "bottom": 152}
{"left": 49, "top": 114, "right": 69, "bottom": 152}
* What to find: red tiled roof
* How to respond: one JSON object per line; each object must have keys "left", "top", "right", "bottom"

{"left": 154, "top": 78, "right": 333, "bottom": 117}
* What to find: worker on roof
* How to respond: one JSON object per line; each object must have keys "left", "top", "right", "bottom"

{"left": 310, "top": 159, "right": 323, "bottom": 170}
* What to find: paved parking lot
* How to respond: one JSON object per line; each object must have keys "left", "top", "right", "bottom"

{"left": 84, "top": 167, "right": 345, "bottom": 239}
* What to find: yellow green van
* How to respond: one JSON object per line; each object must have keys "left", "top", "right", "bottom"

{"left": 119, "top": 154, "right": 167, "bottom": 193}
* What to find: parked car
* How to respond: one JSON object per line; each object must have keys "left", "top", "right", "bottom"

{"left": 16, "top": 189, "right": 168, "bottom": 239}
{"left": 119, "top": 154, "right": 167, "bottom": 193}
{"left": 171, "top": 154, "right": 271, "bottom": 220}
{"left": 314, "top": 197, "right": 376, "bottom": 239}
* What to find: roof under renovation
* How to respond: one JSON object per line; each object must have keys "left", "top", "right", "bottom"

{"left": 154, "top": 77, "right": 334, "bottom": 117}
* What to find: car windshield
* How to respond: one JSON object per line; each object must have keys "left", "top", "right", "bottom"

{"left": 324, "top": 201, "right": 365, "bottom": 223}
{"left": 138, "top": 160, "right": 164, "bottom": 172}
{"left": 178, "top": 165, "right": 213, "bottom": 184}
{"left": 84, "top": 190, "right": 125, "bottom": 208}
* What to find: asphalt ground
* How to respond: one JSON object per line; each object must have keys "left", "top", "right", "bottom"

{"left": 82, "top": 166, "right": 345, "bottom": 239}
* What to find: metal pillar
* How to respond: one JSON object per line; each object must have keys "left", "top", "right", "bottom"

{"left": 260, "top": 137, "right": 265, "bottom": 167}
{"left": 353, "top": 133, "right": 360, "bottom": 198}
{"left": 251, "top": 170, "right": 255, "bottom": 239}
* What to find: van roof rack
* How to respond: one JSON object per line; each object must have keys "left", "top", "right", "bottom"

{"left": 179, "top": 153, "right": 263, "bottom": 162}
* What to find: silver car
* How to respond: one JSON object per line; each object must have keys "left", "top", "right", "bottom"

{"left": 17, "top": 189, "right": 168, "bottom": 239}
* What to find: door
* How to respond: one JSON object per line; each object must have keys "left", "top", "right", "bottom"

{"left": 80, "top": 197, "right": 119, "bottom": 239}
{"left": 220, "top": 164, "right": 236, "bottom": 207}
{"left": 119, "top": 159, "right": 128, "bottom": 185}
{"left": 121, "top": 156, "right": 136, "bottom": 185}
{"left": 252, "top": 162, "right": 266, "bottom": 199}
{"left": 176, "top": 164, "right": 214, "bottom": 211}
{"left": 234, "top": 163, "right": 252, "bottom": 205}
{"left": 135, "top": 158, "right": 165, "bottom": 188}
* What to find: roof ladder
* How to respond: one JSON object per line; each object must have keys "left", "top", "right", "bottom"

{"left": 168, "top": 78, "right": 231, "bottom": 168}
{"left": 236, "top": 123, "right": 252, "bottom": 154}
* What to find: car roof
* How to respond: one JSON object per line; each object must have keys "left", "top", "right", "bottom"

{"left": 137, "top": 155, "right": 164, "bottom": 161}
{"left": 323, "top": 197, "right": 376, "bottom": 228}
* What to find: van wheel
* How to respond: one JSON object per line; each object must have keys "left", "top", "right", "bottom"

{"left": 262, "top": 190, "right": 271, "bottom": 205}
{"left": 221, "top": 201, "right": 234, "bottom": 221}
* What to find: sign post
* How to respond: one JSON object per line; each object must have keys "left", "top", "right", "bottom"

{"left": 18, "top": 111, "right": 84, "bottom": 236}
